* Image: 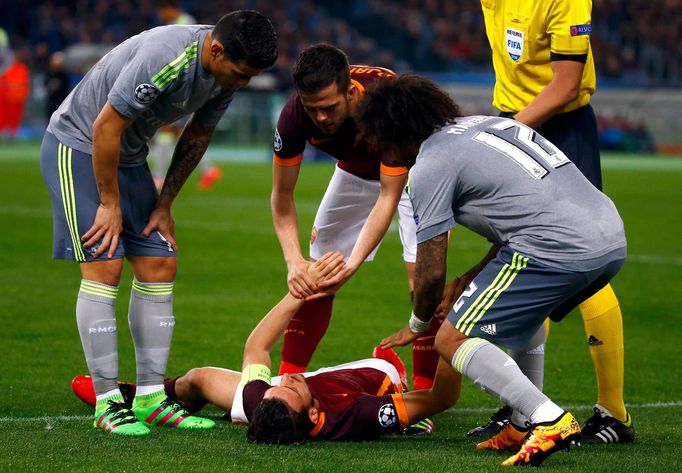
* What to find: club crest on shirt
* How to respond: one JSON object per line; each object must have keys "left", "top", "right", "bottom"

{"left": 134, "top": 83, "right": 159, "bottom": 104}
{"left": 274, "top": 128, "right": 283, "bottom": 152}
{"left": 505, "top": 27, "right": 524, "bottom": 61}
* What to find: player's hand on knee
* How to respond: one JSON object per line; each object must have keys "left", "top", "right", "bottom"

{"left": 287, "top": 258, "right": 317, "bottom": 299}
{"left": 380, "top": 325, "right": 421, "bottom": 349}
{"left": 142, "top": 207, "right": 177, "bottom": 251}
{"left": 82, "top": 204, "right": 123, "bottom": 258}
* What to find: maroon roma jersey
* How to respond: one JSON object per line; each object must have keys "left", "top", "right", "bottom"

{"left": 273, "top": 66, "right": 407, "bottom": 181}
{"left": 240, "top": 359, "right": 409, "bottom": 441}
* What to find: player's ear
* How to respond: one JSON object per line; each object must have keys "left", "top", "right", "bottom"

{"left": 210, "top": 41, "right": 224, "bottom": 59}
{"left": 308, "top": 404, "right": 319, "bottom": 424}
{"left": 347, "top": 83, "right": 358, "bottom": 98}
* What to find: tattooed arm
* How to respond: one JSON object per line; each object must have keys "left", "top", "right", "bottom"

{"left": 413, "top": 233, "right": 449, "bottom": 322}
{"left": 140, "top": 117, "right": 216, "bottom": 248}
{"left": 159, "top": 118, "right": 216, "bottom": 203}
{"left": 380, "top": 232, "right": 449, "bottom": 348}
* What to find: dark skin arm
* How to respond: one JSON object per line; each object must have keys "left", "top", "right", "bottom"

{"left": 435, "top": 242, "right": 502, "bottom": 318}
{"left": 141, "top": 115, "right": 216, "bottom": 249}
{"left": 380, "top": 232, "right": 449, "bottom": 348}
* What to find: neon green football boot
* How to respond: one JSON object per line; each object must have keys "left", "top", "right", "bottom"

{"left": 132, "top": 392, "right": 215, "bottom": 430}
{"left": 94, "top": 399, "right": 151, "bottom": 436}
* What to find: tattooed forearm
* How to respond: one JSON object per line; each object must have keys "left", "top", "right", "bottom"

{"left": 160, "top": 120, "right": 215, "bottom": 203}
{"left": 413, "top": 233, "right": 449, "bottom": 321}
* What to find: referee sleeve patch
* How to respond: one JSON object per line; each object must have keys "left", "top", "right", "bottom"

{"left": 570, "top": 24, "right": 592, "bottom": 36}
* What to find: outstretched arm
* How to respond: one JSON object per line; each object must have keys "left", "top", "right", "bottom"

{"left": 173, "top": 252, "right": 344, "bottom": 412}
{"left": 271, "top": 162, "right": 319, "bottom": 298}
{"left": 320, "top": 172, "right": 407, "bottom": 290}
{"left": 242, "top": 252, "right": 344, "bottom": 369}
{"left": 402, "top": 357, "right": 461, "bottom": 424}
{"left": 174, "top": 366, "right": 242, "bottom": 413}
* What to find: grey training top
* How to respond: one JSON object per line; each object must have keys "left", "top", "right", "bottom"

{"left": 48, "top": 25, "right": 234, "bottom": 166}
{"left": 408, "top": 116, "right": 626, "bottom": 271}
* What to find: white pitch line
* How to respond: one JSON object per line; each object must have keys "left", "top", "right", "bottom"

{"left": 2, "top": 401, "right": 680, "bottom": 424}
{"left": 448, "top": 400, "right": 682, "bottom": 414}
{"left": 0, "top": 412, "right": 226, "bottom": 424}
{"left": 627, "top": 255, "right": 682, "bottom": 266}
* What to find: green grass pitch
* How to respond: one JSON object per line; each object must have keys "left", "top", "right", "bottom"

{"left": 0, "top": 142, "right": 681, "bottom": 472}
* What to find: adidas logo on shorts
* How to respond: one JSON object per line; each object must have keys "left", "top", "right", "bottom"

{"left": 480, "top": 324, "right": 497, "bottom": 335}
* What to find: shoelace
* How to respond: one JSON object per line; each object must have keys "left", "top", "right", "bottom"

{"left": 159, "top": 398, "right": 190, "bottom": 416}
{"left": 491, "top": 406, "right": 512, "bottom": 421}
{"left": 104, "top": 400, "right": 139, "bottom": 426}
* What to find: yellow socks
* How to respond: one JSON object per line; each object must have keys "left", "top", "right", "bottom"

{"left": 578, "top": 284, "right": 627, "bottom": 422}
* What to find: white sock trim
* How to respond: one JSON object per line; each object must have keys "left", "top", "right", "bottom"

{"left": 96, "top": 388, "right": 122, "bottom": 402}
{"left": 136, "top": 384, "right": 165, "bottom": 396}
{"left": 529, "top": 400, "right": 564, "bottom": 424}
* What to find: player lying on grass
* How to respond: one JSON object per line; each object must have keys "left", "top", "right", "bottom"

{"left": 73, "top": 252, "right": 461, "bottom": 442}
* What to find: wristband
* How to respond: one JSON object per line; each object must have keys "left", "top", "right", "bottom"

{"left": 408, "top": 312, "right": 432, "bottom": 334}
{"left": 241, "top": 364, "right": 272, "bottom": 385}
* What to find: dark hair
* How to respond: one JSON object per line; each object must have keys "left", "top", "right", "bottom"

{"left": 356, "top": 74, "right": 460, "bottom": 166}
{"left": 246, "top": 398, "right": 313, "bottom": 445}
{"left": 213, "top": 10, "right": 278, "bottom": 69}
{"left": 293, "top": 43, "right": 350, "bottom": 95}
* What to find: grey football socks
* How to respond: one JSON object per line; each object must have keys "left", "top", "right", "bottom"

{"left": 509, "top": 324, "right": 547, "bottom": 425}
{"left": 452, "top": 338, "right": 550, "bottom": 421}
{"left": 128, "top": 279, "right": 175, "bottom": 388}
{"left": 76, "top": 279, "right": 120, "bottom": 396}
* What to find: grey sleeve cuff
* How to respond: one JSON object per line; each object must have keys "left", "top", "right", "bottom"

{"left": 416, "top": 218, "right": 455, "bottom": 244}
{"left": 107, "top": 93, "right": 140, "bottom": 119}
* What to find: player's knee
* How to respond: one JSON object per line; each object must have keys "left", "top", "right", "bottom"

{"left": 80, "top": 260, "right": 124, "bottom": 286}
{"left": 183, "top": 367, "right": 206, "bottom": 389}
{"left": 156, "top": 257, "right": 177, "bottom": 281}
{"left": 131, "top": 256, "right": 177, "bottom": 282}
{"left": 434, "top": 322, "right": 466, "bottom": 362}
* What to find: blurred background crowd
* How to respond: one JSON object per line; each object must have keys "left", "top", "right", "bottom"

{"left": 1, "top": 0, "right": 680, "bottom": 151}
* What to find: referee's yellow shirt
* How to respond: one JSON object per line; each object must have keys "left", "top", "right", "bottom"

{"left": 481, "top": 0, "right": 596, "bottom": 114}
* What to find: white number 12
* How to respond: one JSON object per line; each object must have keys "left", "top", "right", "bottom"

{"left": 473, "top": 120, "right": 571, "bottom": 179}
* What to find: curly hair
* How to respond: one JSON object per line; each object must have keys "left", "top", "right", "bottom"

{"left": 293, "top": 43, "right": 350, "bottom": 95}
{"left": 246, "top": 398, "right": 314, "bottom": 445}
{"left": 356, "top": 73, "right": 460, "bottom": 166}
{"left": 213, "top": 10, "right": 278, "bottom": 69}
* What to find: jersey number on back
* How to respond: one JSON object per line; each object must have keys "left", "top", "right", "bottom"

{"left": 473, "top": 120, "right": 571, "bottom": 179}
